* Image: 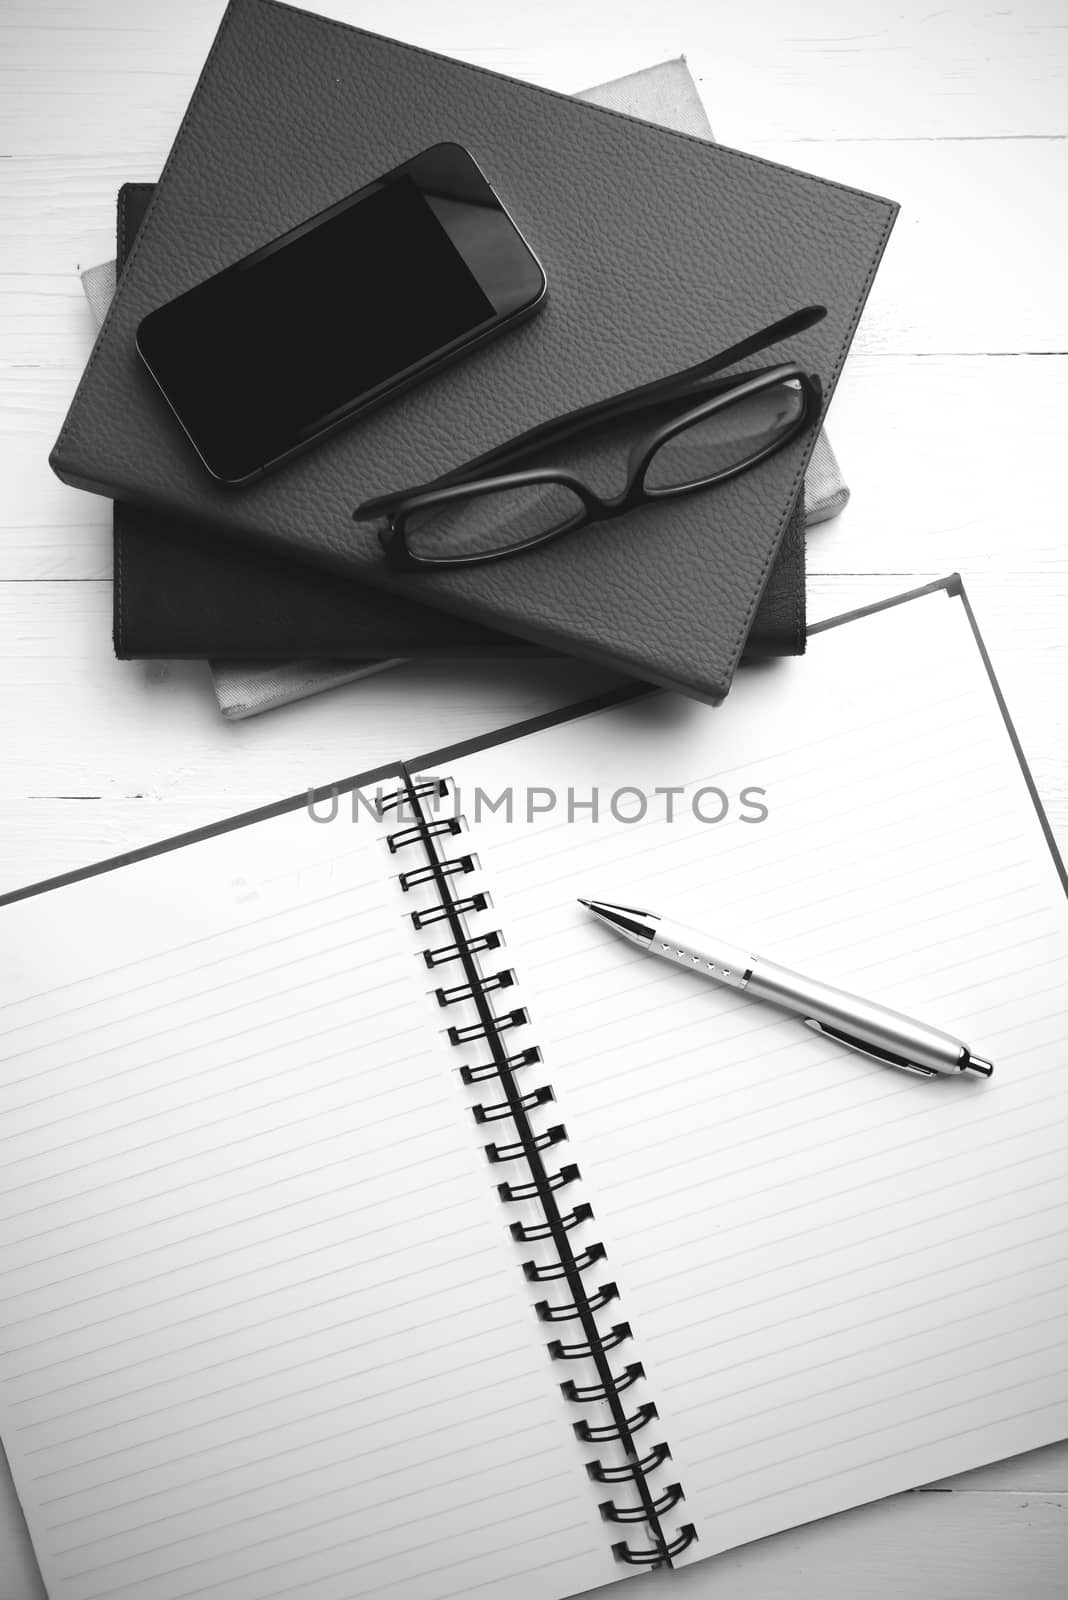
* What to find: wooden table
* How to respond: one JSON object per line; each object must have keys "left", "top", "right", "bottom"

{"left": 1, "top": 2, "right": 1065, "bottom": 1595}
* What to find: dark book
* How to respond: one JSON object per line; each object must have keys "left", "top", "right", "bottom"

{"left": 113, "top": 183, "right": 805, "bottom": 663}
{"left": 53, "top": 0, "right": 896, "bottom": 699}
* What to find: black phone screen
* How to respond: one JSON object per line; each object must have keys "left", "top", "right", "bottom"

{"left": 136, "top": 145, "right": 545, "bottom": 483}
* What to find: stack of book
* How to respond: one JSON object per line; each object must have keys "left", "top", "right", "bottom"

{"left": 82, "top": 60, "right": 851, "bottom": 717}
{"left": 52, "top": 0, "right": 896, "bottom": 717}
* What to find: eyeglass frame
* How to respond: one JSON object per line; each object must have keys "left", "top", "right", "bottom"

{"left": 353, "top": 305, "right": 827, "bottom": 571}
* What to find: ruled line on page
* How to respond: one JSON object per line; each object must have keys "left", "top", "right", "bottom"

{"left": 687, "top": 1359, "right": 1068, "bottom": 1480}
{"left": 13, "top": 1276, "right": 514, "bottom": 1415}
{"left": 482, "top": 734, "right": 1011, "bottom": 893}
{"left": 3, "top": 1220, "right": 502, "bottom": 1355}
{"left": 517, "top": 856, "right": 1039, "bottom": 994}
{"left": 1, "top": 796, "right": 615, "bottom": 1600}
{"left": 565, "top": 1028, "right": 1060, "bottom": 1176}
{"left": 641, "top": 1200, "right": 1067, "bottom": 1361}
{"left": 552, "top": 1005, "right": 1059, "bottom": 1166}
{"left": 1, "top": 998, "right": 436, "bottom": 1140}
{"left": 468, "top": 684, "right": 990, "bottom": 862}
{"left": 0, "top": 948, "right": 407, "bottom": 1087}
{"left": 4, "top": 1133, "right": 467, "bottom": 1304}
{"left": 674, "top": 1303, "right": 1068, "bottom": 1446}
{"left": 546, "top": 942, "right": 1043, "bottom": 1123}
{"left": 18, "top": 1299, "right": 526, "bottom": 1455}
{"left": 0, "top": 1043, "right": 447, "bottom": 1190}
{"left": 0, "top": 899, "right": 378, "bottom": 1049}
{"left": 69, "top": 1482, "right": 586, "bottom": 1600}
{"left": 513, "top": 832, "right": 1035, "bottom": 1000}
{"left": 509, "top": 941, "right": 1060, "bottom": 1135}
{"left": 495, "top": 826, "right": 1031, "bottom": 978}
{"left": 210, "top": 1517, "right": 595, "bottom": 1600}
{"left": 60, "top": 1458, "right": 587, "bottom": 1600}
{"left": 51, "top": 1433, "right": 564, "bottom": 1558}
{"left": 601, "top": 1070, "right": 1064, "bottom": 1228}
{"left": 0, "top": 871, "right": 382, "bottom": 1028}
{"left": 551, "top": 987, "right": 1062, "bottom": 1132}
{"left": 5, "top": 1119, "right": 477, "bottom": 1253}
{"left": 491, "top": 923, "right": 1054, "bottom": 1128}
{"left": 4, "top": 1139, "right": 474, "bottom": 1286}
{"left": 478, "top": 718, "right": 1007, "bottom": 895}
{"left": 706, "top": 1395, "right": 1068, "bottom": 1523}
{"left": 432, "top": 1543, "right": 602, "bottom": 1600}
{"left": 445, "top": 588, "right": 1068, "bottom": 1556}
{"left": 0, "top": 1046, "right": 441, "bottom": 1174}
{"left": 660, "top": 1259, "right": 1068, "bottom": 1384}
{"left": 0, "top": 1089, "right": 464, "bottom": 1228}
{"left": 516, "top": 909, "right": 1049, "bottom": 1088}
{"left": 0, "top": 1028, "right": 437, "bottom": 1160}
{"left": 35, "top": 1375, "right": 546, "bottom": 1516}
{"left": 594, "top": 1059, "right": 1063, "bottom": 1241}
{"left": 29, "top": 1339, "right": 536, "bottom": 1482}
{"left": 61, "top": 1455, "right": 572, "bottom": 1587}
{"left": 2, "top": 1179, "right": 481, "bottom": 1327}
{"left": 615, "top": 1116, "right": 1068, "bottom": 1278}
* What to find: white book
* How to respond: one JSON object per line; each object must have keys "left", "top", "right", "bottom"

{"left": 1, "top": 579, "right": 1065, "bottom": 1600}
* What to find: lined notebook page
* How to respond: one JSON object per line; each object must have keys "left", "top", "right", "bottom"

{"left": 0, "top": 803, "right": 619, "bottom": 1600}
{"left": 446, "top": 588, "right": 1068, "bottom": 1557}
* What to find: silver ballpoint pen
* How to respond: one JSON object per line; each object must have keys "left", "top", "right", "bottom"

{"left": 579, "top": 899, "right": 993, "bottom": 1079}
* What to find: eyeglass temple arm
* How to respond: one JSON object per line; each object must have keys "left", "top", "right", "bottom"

{"left": 354, "top": 304, "right": 826, "bottom": 517}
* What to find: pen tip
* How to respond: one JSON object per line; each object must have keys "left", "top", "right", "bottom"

{"left": 577, "top": 898, "right": 592, "bottom": 909}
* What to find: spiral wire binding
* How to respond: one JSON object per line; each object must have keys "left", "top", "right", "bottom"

{"left": 377, "top": 770, "right": 697, "bottom": 1569}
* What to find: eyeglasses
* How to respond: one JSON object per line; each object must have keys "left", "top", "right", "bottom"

{"left": 353, "top": 306, "right": 826, "bottom": 570}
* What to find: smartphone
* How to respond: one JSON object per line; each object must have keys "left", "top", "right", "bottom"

{"left": 135, "top": 143, "right": 547, "bottom": 485}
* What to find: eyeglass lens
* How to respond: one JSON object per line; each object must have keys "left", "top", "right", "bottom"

{"left": 402, "top": 480, "right": 586, "bottom": 562}
{"left": 400, "top": 375, "right": 806, "bottom": 561}
{"left": 642, "top": 377, "right": 805, "bottom": 493}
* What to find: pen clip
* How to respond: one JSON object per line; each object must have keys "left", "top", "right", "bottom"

{"left": 803, "top": 1019, "right": 937, "bottom": 1077}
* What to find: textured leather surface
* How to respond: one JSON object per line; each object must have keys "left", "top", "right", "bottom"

{"left": 113, "top": 182, "right": 805, "bottom": 662}
{"left": 54, "top": 0, "right": 896, "bottom": 700}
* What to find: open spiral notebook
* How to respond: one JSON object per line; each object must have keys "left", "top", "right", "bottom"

{"left": 1, "top": 578, "right": 1066, "bottom": 1600}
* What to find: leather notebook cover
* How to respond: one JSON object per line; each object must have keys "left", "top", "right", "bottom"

{"left": 53, "top": 0, "right": 896, "bottom": 699}
{"left": 113, "top": 183, "right": 804, "bottom": 662}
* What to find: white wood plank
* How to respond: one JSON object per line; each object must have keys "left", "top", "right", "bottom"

{"left": 583, "top": 1489, "right": 1068, "bottom": 1600}
{"left": 746, "top": 139, "right": 1068, "bottom": 356}
{"left": 1, "top": 1, "right": 1065, "bottom": 152}
{"left": 926, "top": 1440, "right": 1068, "bottom": 1493}
{"left": 808, "top": 356, "right": 1068, "bottom": 576}
{"left": 0, "top": 580, "right": 623, "bottom": 883}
